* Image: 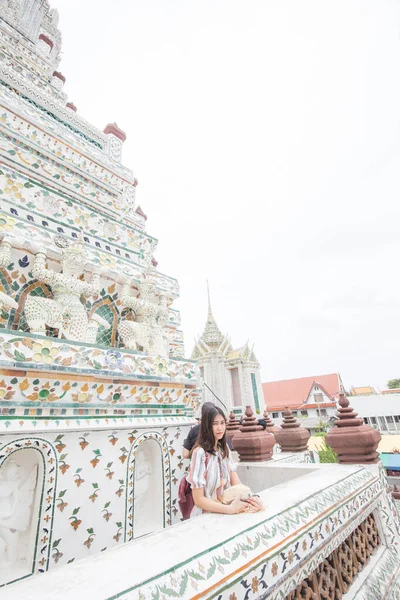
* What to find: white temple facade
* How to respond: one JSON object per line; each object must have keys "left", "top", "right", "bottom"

{"left": 192, "top": 291, "right": 265, "bottom": 415}
{"left": 0, "top": 0, "right": 199, "bottom": 588}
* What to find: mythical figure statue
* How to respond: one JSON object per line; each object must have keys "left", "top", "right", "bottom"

{"left": 24, "top": 237, "right": 101, "bottom": 342}
{"left": 118, "top": 271, "right": 170, "bottom": 357}
{"left": 0, "top": 460, "right": 38, "bottom": 564}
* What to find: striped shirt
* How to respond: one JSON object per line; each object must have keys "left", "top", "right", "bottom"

{"left": 187, "top": 447, "right": 237, "bottom": 516}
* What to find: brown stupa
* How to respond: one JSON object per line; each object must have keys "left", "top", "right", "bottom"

{"left": 274, "top": 407, "right": 310, "bottom": 452}
{"left": 232, "top": 405, "right": 275, "bottom": 462}
{"left": 226, "top": 411, "right": 241, "bottom": 448}
{"left": 263, "top": 408, "right": 281, "bottom": 436}
{"left": 392, "top": 485, "right": 400, "bottom": 501}
{"left": 325, "top": 392, "right": 381, "bottom": 464}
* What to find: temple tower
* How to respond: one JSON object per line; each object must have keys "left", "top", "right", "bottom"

{"left": 192, "top": 286, "right": 264, "bottom": 416}
{"left": 0, "top": 0, "right": 199, "bottom": 585}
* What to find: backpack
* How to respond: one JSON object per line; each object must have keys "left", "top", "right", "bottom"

{"left": 178, "top": 452, "right": 210, "bottom": 520}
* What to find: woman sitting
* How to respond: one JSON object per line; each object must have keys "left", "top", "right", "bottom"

{"left": 187, "top": 404, "right": 263, "bottom": 516}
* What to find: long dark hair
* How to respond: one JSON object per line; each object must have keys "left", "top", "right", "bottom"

{"left": 196, "top": 404, "right": 228, "bottom": 458}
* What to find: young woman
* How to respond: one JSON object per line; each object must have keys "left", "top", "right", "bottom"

{"left": 187, "top": 404, "right": 263, "bottom": 516}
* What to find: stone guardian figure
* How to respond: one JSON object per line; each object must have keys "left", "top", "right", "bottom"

{"left": 24, "top": 237, "right": 101, "bottom": 342}
{"left": 118, "top": 271, "right": 170, "bottom": 357}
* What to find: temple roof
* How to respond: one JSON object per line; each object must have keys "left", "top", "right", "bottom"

{"left": 226, "top": 343, "right": 258, "bottom": 362}
{"left": 191, "top": 284, "right": 229, "bottom": 358}
{"left": 192, "top": 285, "right": 259, "bottom": 362}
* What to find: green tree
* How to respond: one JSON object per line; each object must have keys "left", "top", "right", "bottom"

{"left": 387, "top": 379, "right": 400, "bottom": 389}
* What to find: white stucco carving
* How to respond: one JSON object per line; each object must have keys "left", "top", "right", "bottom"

{"left": 133, "top": 446, "right": 151, "bottom": 504}
{"left": 0, "top": 238, "right": 12, "bottom": 267}
{"left": 133, "top": 440, "right": 164, "bottom": 539}
{"left": 118, "top": 271, "right": 170, "bottom": 357}
{"left": 0, "top": 460, "right": 38, "bottom": 565}
{"left": 24, "top": 237, "right": 101, "bottom": 342}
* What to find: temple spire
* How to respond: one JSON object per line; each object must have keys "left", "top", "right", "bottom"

{"left": 207, "top": 279, "right": 213, "bottom": 321}
{"left": 201, "top": 281, "right": 224, "bottom": 348}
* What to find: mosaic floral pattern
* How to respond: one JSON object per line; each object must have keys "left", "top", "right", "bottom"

{"left": 354, "top": 548, "right": 400, "bottom": 600}
{"left": 0, "top": 165, "right": 156, "bottom": 261}
{"left": 0, "top": 84, "right": 133, "bottom": 181}
{"left": 0, "top": 332, "right": 197, "bottom": 381}
{"left": 112, "top": 469, "right": 384, "bottom": 600}
{"left": 0, "top": 424, "right": 189, "bottom": 583}
{"left": 0, "top": 248, "right": 181, "bottom": 352}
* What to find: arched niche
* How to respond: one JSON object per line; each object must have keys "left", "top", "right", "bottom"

{"left": 133, "top": 439, "right": 163, "bottom": 538}
{"left": 126, "top": 432, "right": 171, "bottom": 541}
{"left": 0, "top": 449, "right": 42, "bottom": 586}
{"left": 89, "top": 296, "right": 119, "bottom": 346}
{"left": 12, "top": 281, "right": 52, "bottom": 332}
{"left": 0, "top": 438, "right": 57, "bottom": 585}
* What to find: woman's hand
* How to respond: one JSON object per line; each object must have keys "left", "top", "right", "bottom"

{"left": 226, "top": 496, "right": 249, "bottom": 515}
{"left": 246, "top": 495, "right": 264, "bottom": 512}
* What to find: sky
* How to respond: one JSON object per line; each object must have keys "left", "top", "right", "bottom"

{"left": 50, "top": 0, "right": 400, "bottom": 390}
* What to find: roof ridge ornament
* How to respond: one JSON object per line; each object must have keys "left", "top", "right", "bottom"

{"left": 325, "top": 392, "right": 381, "bottom": 464}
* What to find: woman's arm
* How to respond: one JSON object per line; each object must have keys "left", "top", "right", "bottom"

{"left": 192, "top": 487, "right": 248, "bottom": 515}
{"left": 230, "top": 471, "right": 241, "bottom": 486}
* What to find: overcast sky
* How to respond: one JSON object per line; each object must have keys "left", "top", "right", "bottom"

{"left": 51, "top": 0, "right": 400, "bottom": 390}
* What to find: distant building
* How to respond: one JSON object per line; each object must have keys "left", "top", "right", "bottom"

{"left": 349, "top": 394, "right": 400, "bottom": 435}
{"left": 262, "top": 373, "right": 343, "bottom": 431}
{"left": 382, "top": 388, "right": 400, "bottom": 395}
{"left": 350, "top": 386, "right": 376, "bottom": 396}
{"left": 192, "top": 289, "right": 264, "bottom": 415}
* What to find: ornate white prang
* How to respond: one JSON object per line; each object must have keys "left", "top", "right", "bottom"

{"left": 0, "top": 460, "right": 38, "bottom": 565}
{"left": 24, "top": 237, "right": 101, "bottom": 342}
{"left": 118, "top": 271, "right": 170, "bottom": 357}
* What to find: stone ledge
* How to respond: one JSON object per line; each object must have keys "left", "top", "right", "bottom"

{"left": 0, "top": 464, "right": 389, "bottom": 600}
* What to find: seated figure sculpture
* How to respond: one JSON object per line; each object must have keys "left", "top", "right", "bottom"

{"left": 0, "top": 460, "right": 38, "bottom": 565}
{"left": 24, "top": 237, "right": 101, "bottom": 342}
{"left": 118, "top": 271, "right": 170, "bottom": 357}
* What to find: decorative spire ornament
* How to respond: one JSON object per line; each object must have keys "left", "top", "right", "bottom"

{"left": 274, "top": 408, "right": 310, "bottom": 452}
{"left": 325, "top": 392, "right": 381, "bottom": 464}
{"left": 263, "top": 408, "right": 281, "bottom": 435}
{"left": 232, "top": 405, "right": 275, "bottom": 461}
{"left": 226, "top": 411, "right": 241, "bottom": 448}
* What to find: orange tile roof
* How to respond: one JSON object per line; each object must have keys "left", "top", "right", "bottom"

{"left": 302, "top": 402, "right": 336, "bottom": 410}
{"left": 382, "top": 388, "right": 400, "bottom": 394}
{"left": 262, "top": 373, "right": 342, "bottom": 410}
